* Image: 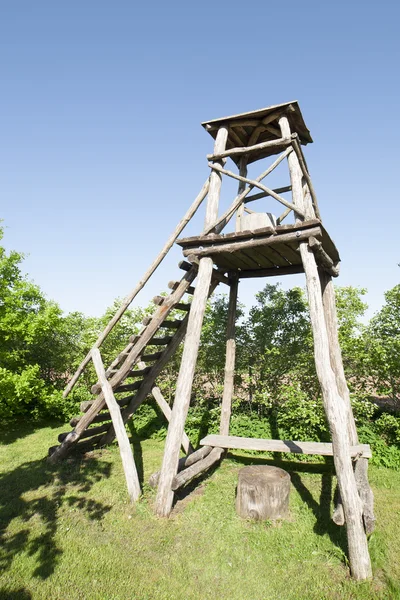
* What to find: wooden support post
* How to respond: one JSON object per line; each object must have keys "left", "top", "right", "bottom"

{"left": 155, "top": 126, "right": 228, "bottom": 517}
{"left": 91, "top": 349, "right": 141, "bottom": 502}
{"left": 151, "top": 386, "right": 194, "bottom": 455}
{"left": 205, "top": 147, "right": 293, "bottom": 235}
{"left": 133, "top": 359, "right": 194, "bottom": 456}
{"left": 220, "top": 275, "right": 239, "bottom": 435}
{"left": 319, "top": 270, "right": 375, "bottom": 532}
{"left": 235, "top": 157, "right": 248, "bottom": 232}
{"left": 279, "top": 115, "right": 372, "bottom": 580}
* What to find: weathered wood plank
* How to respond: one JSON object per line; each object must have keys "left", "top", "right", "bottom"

{"left": 237, "top": 265, "right": 304, "bottom": 279}
{"left": 279, "top": 114, "right": 371, "bottom": 580}
{"left": 171, "top": 448, "right": 224, "bottom": 490}
{"left": 200, "top": 435, "right": 372, "bottom": 458}
{"left": 207, "top": 136, "right": 291, "bottom": 161}
{"left": 91, "top": 349, "right": 141, "bottom": 502}
{"left": 182, "top": 226, "right": 322, "bottom": 259}
{"left": 203, "top": 148, "right": 293, "bottom": 236}
{"left": 208, "top": 162, "right": 305, "bottom": 218}
{"left": 220, "top": 276, "right": 238, "bottom": 436}
{"left": 309, "top": 236, "right": 340, "bottom": 277}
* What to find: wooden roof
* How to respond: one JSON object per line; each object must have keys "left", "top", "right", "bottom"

{"left": 202, "top": 101, "right": 312, "bottom": 165}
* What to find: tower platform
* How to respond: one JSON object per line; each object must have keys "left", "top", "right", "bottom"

{"left": 177, "top": 219, "right": 339, "bottom": 278}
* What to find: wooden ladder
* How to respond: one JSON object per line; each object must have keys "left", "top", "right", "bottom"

{"left": 48, "top": 260, "right": 226, "bottom": 463}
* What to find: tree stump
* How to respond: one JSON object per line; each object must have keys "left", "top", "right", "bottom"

{"left": 236, "top": 465, "right": 291, "bottom": 521}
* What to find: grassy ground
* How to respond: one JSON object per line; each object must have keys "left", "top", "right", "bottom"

{"left": 1, "top": 422, "right": 400, "bottom": 600}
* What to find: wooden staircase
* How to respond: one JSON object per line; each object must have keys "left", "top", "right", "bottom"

{"left": 48, "top": 260, "right": 227, "bottom": 462}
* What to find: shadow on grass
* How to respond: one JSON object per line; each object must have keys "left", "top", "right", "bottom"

{"left": 0, "top": 452, "right": 112, "bottom": 581}
{"left": 0, "top": 588, "right": 32, "bottom": 599}
{"left": 127, "top": 420, "right": 144, "bottom": 487}
{"left": 228, "top": 451, "right": 348, "bottom": 558}
{"left": 0, "top": 419, "right": 62, "bottom": 446}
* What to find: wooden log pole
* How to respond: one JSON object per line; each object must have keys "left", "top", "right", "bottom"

{"left": 220, "top": 275, "right": 238, "bottom": 436}
{"left": 309, "top": 236, "right": 340, "bottom": 277}
{"left": 63, "top": 178, "right": 210, "bottom": 398}
{"left": 149, "top": 446, "right": 213, "bottom": 488}
{"left": 291, "top": 135, "right": 321, "bottom": 220}
{"left": 206, "top": 136, "right": 291, "bottom": 162}
{"left": 171, "top": 448, "right": 224, "bottom": 491}
{"left": 279, "top": 115, "right": 372, "bottom": 580}
{"left": 204, "top": 147, "right": 293, "bottom": 235}
{"left": 151, "top": 386, "right": 193, "bottom": 455}
{"left": 319, "top": 269, "right": 375, "bottom": 531}
{"left": 208, "top": 162, "right": 304, "bottom": 218}
{"left": 183, "top": 226, "right": 322, "bottom": 259}
{"left": 301, "top": 245, "right": 372, "bottom": 579}
{"left": 91, "top": 349, "right": 141, "bottom": 502}
{"left": 155, "top": 126, "right": 228, "bottom": 517}
{"left": 235, "top": 157, "right": 248, "bottom": 233}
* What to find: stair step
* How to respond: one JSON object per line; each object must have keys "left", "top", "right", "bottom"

{"left": 127, "top": 367, "right": 151, "bottom": 378}
{"left": 80, "top": 394, "right": 136, "bottom": 413}
{"left": 160, "top": 319, "right": 184, "bottom": 329}
{"left": 76, "top": 433, "right": 105, "bottom": 450}
{"left": 114, "top": 381, "right": 143, "bottom": 393}
{"left": 80, "top": 422, "right": 111, "bottom": 439}
{"left": 174, "top": 302, "right": 191, "bottom": 311}
{"left": 140, "top": 351, "right": 163, "bottom": 362}
{"left": 179, "top": 260, "right": 194, "bottom": 272}
{"left": 58, "top": 422, "right": 111, "bottom": 443}
{"left": 168, "top": 281, "right": 195, "bottom": 295}
{"left": 147, "top": 336, "right": 173, "bottom": 345}
{"left": 70, "top": 411, "right": 112, "bottom": 427}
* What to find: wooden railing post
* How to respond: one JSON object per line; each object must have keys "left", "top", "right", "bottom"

{"left": 220, "top": 275, "right": 239, "bottom": 435}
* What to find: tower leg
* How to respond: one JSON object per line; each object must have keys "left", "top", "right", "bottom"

{"left": 279, "top": 112, "right": 372, "bottom": 579}
{"left": 155, "top": 125, "right": 228, "bottom": 517}
{"left": 155, "top": 257, "right": 215, "bottom": 516}
{"left": 220, "top": 275, "right": 239, "bottom": 435}
{"left": 300, "top": 243, "right": 372, "bottom": 580}
{"left": 319, "top": 269, "right": 375, "bottom": 532}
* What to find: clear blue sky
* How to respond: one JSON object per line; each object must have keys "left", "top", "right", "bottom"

{"left": 1, "top": 0, "right": 399, "bottom": 320}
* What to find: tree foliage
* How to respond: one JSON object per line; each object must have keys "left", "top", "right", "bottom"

{"left": 1, "top": 225, "right": 400, "bottom": 467}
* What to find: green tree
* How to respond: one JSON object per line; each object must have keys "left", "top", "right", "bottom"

{"left": 364, "top": 284, "right": 400, "bottom": 401}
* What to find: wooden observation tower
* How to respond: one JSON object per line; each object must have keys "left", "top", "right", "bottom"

{"left": 49, "top": 101, "right": 374, "bottom": 580}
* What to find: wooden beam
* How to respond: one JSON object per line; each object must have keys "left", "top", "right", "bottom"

{"left": 91, "top": 349, "right": 141, "bottom": 502}
{"left": 183, "top": 226, "right": 322, "bottom": 259}
{"left": 220, "top": 276, "right": 238, "bottom": 435}
{"left": 208, "top": 163, "right": 305, "bottom": 218}
{"left": 235, "top": 156, "right": 248, "bottom": 233}
{"left": 200, "top": 434, "right": 372, "bottom": 458}
{"left": 291, "top": 135, "right": 321, "bottom": 220}
{"left": 308, "top": 236, "right": 340, "bottom": 277}
{"left": 244, "top": 186, "right": 292, "bottom": 204}
{"left": 204, "top": 148, "right": 293, "bottom": 235}
{"left": 236, "top": 265, "right": 304, "bottom": 278}
{"left": 207, "top": 136, "right": 291, "bottom": 161}
{"left": 172, "top": 448, "right": 224, "bottom": 490}
{"left": 151, "top": 385, "right": 194, "bottom": 455}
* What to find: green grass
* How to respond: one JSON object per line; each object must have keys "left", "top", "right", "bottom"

{"left": 1, "top": 422, "right": 400, "bottom": 600}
